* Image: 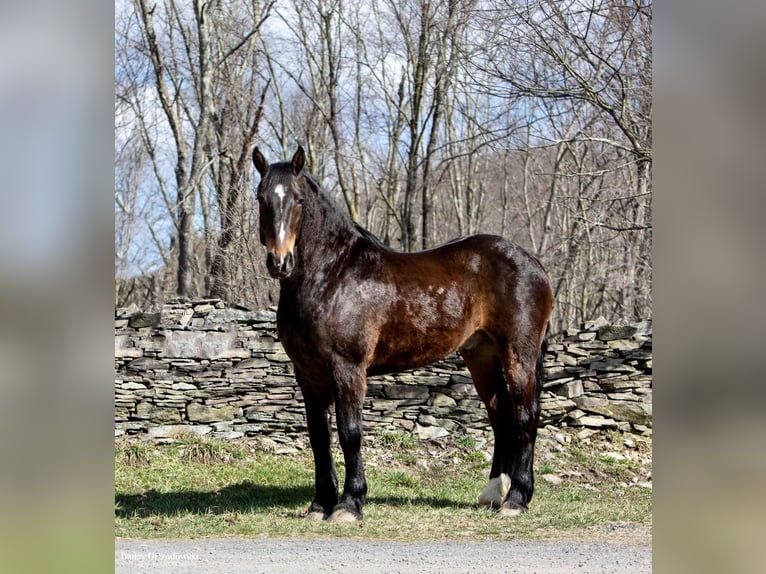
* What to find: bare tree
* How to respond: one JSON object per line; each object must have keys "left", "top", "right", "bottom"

{"left": 116, "top": 0, "right": 652, "bottom": 330}
{"left": 470, "top": 0, "right": 652, "bottom": 330}
{"left": 116, "top": 0, "right": 275, "bottom": 306}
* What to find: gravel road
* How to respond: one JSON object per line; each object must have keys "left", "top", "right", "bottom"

{"left": 116, "top": 537, "right": 651, "bottom": 573}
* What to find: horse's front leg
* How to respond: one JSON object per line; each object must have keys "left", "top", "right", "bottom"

{"left": 301, "top": 380, "right": 338, "bottom": 520}
{"left": 327, "top": 364, "right": 367, "bottom": 523}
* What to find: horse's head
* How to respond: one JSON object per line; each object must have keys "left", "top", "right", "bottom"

{"left": 252, "top": 146, "right": 307, "bottom": 279}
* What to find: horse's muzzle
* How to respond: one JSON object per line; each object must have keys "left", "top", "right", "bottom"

{"left": 266, "top": 251, "right": 295, "bottom": 279}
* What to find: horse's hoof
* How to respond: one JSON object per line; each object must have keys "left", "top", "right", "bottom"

{"left": 478, "top": 474, "right": 511, "bottom": 508}
{"left": 497, "top": 503, "right": 525, "bottom": 517}
{"left": 305, "top": 510, "right": 326, "bottom": 522}
{"left": 327, "top": 508, "right": 361, "bottom": 523}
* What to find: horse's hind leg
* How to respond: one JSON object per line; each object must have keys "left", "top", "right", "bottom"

{"left": 496, "top": 346, "right": 542, "bottom": 516}
{"left": 461, "top": 333, "right": 513, "bottom": 509}
{"left": 462, "top": 333, "right": 542, "bottom": 515}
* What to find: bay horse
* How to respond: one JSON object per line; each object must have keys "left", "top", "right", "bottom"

{"left": 252, "top": 146, "right": 553, "bottom": 523}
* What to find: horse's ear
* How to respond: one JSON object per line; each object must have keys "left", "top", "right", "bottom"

{"left": 252, "top": 147, "right": 268, "bottom": 177}
{"left": 291, "top": 146, "right": 305, "bottom": 175}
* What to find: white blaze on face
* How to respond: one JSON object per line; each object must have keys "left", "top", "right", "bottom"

{"left": 274, "top": 184, "right": 287, "bottom": 245}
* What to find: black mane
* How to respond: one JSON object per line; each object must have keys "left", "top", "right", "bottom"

{"left": 353, "top": 221, "right": 389, "bottom": 249}
{"left": 301, "top": 172, "right": 389, "bottom": 249}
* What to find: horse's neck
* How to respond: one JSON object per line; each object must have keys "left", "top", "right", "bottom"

{"left": 293, "top": 191, "right": 359, "bottom": 276}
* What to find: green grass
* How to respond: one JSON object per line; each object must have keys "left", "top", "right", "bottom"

{"left": 115, "top": 434, "right": 651, "bottom": 541}
{"left": 118, "top": 441, "right": 153, "bottom": 467}
{"left": 375, "top": 430, "right": 416, "bottom": 451}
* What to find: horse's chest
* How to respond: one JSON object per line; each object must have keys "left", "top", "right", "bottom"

{"left": 276, "top": 293, "right": 373, "bottom": 372}
{"left": 276, "top": 303, "right": 328, "bottom": 358}
{"left": 276, "top": 317, "right": 314, "bottom": 356}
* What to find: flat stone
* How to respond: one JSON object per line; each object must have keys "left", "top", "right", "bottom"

{"left": 364, "top": 414, "right": 394, "bottom": 424}
{"left": 115, "top": 335, "right": 144, "bottom": 358}
{"left": 160, "top": 308, "right": 194, "bottom": 328}
{"left": 551, "top": 380, "right": 583, "bottom": 399}
{"left": 266, "top": 350, "right": 292, "bottom": 362}
{"left": 190, "top": 298, "right": 222, "bottom": 306}
{"left": 150, "top": 407, "right": 182, "bottom": 424}
{"left": 203, "top": 308, "right": 264, "bottom": 327}
{"left": 544, "top": 368, "right": 574, "bottom": 381}
{"left": 576, "top": 428, "right": 599, "bottom": 440}
{"left": 134, "top": 402, "right": 154, "bottom": 419}
{"left": 129, "top": 312, "right": 161, "bottom": 328}
{"left": 418, "top": 414, "right": 438, "bottom": 426}
{"left": 590, "top": 359, "right": 638, "bottom": 373}
{"left": 146, "top": 425, "right": 211, "bottom": 438}
{"left": 236, "top": 424, "right": 264, "bottom": 434}
{"left": 597, "top": 377, "right": 639, "bottom": 391}
{"left": 429, "top": 393, "right": 457, "bottom": 407}
{"left": 121, "top": 382, "right": 148, "bottom": 390}
{"left": 163, "top": 331, "right": 239, "bottom": 359}
{"left": 597, "top": 325, "right": 638, "bottom": 341}
{"left": 565, "top": 345, "right": 590, "bottom": 357}
{"left": 414, "top": 423, "right": 449, "bottom": 440}
{"left": 582, "top": 317, "right": 609, "bottom": 331}
{"left": 610, "top": 402, "right": 652, "bottom": 425}
{"left": 541, "top": 474, "right": 563, "bottom": 485}
{"left": 447, "top": 382, "right": 477, "bottom": 397}
{"left": 193, "top": 304, "right": 216, "bottom": 315}
{"left": 607, "top": 339, "right": 638, "bottom": 352}
{"left": 232, "top": 357, "right": 271, "bottom": 370}
{"left": 171, "top": 382, "right": 197, "bottom": 391}
{"left": 187, "top": 402, "right": 237, "bottom": 423}
{"left": 212, "top": 431, "right": 244, "bottom": 440}
{"left": 577, "top": 415, "right": 617, "bottom": 428}
{"left": 126, "top": 357, "right": 165, "bottom": 371}
{"left": 540, "top": 395, "right": 577, "bottom": 417}
{"left": 572, "top": 396, "right": 651, "bottom": 425}
{"left": 448, "top": 373, "right": 473, "bottom": 386}
{"left": 384, "top": 385, "right": 430, "bottom": 400}
{"left": 395, "top": 419, "right": 415, "bottom": 431}
{"left": 370, "top": 399, "right": 405, "bottom": 412}
{"left": 566, "top": 408, "right": 586, "bottom": 420}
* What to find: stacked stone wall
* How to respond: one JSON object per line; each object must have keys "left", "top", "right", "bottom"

{"left": 115, "top": 299, "right": 651, "bottom": 440}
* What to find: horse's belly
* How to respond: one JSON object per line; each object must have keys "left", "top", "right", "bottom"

{"left": 368, "top": 326, "right": 471, "bottom": 376}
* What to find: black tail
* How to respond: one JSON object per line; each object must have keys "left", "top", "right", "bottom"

{"left": 535, "top": 323, "right": 550, "bottom": 395}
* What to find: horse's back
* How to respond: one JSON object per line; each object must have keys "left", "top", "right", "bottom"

{"left": 362, "top": 234, "right": 551, "bottom": 374}
{"left": 397, "top": 234, "right": 550, "bottom": 295}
